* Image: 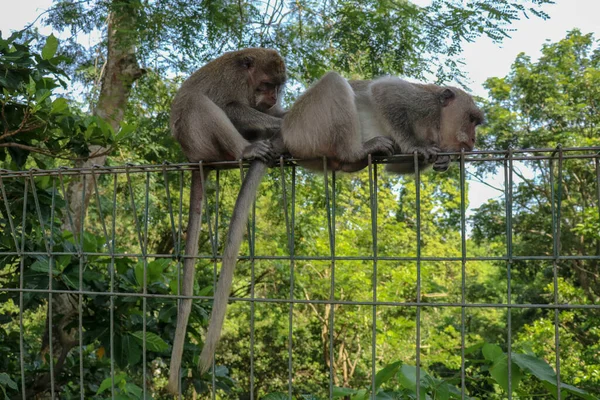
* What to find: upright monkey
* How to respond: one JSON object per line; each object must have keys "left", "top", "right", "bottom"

{"left": 198, "top": 71, "right": 484, "bottom": 373}
{"left": 168, "top": 48, "right": 287, "bottom": 395}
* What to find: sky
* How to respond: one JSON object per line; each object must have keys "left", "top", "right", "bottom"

{"left": 1, "top": 0, "right": 599, "bottom": 211}
{"left": 458, "top": 0, "right": 600, "bottom": 97}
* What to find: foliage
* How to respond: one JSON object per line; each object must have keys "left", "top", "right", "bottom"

{"left": 0, "top": 373, "right": 18, "bottom": 400}
{"left": 270, "top": 345, "right": 597, "bottom": 400}
{"left": 42, "top": 0, "right": 554, "bottom": 93}
{"left": 0, "top": 31, "right": 121, "bottom": 169}
{"left": 471, "top": 28, "right": 600, "bottom": 395}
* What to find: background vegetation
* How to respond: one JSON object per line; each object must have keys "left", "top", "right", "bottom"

{"left": 0, "top": 0, "right": 599, "bottom": 398}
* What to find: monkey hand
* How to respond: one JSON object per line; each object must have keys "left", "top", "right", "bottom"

{"left": 242, "top": 140, "right": 274, "bottom": 163}
{"left": 413, "top": 145, "right": 440, "bottom": 164}
{"left": 364, "top": 136, "right": 396, "bottom": 156}
{"left": 433, "top": 155, "right": 451, "bottom": 172}
{"left": 265, "top": 118, "right": 283, "bottom": 137}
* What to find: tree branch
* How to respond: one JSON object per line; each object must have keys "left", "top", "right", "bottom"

{"left": 0, "top": 142, "right": 114, "bottom": 161}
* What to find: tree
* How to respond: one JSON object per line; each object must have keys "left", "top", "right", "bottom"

{"left": 472, "top": 29, "right": 600, "bottom": 394}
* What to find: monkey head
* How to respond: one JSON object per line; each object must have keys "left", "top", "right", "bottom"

{"left": 437, "top": 87, "right": 484, "bottom": 152}
{"left": 237, "top": 48, "right": 287, "bottom": 111}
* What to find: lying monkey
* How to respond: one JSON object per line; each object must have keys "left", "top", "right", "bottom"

{"left": 196, "top": 71, "right": 484, "bottom": 374}
{"left": 284, "top": 72, "right": 482, "bottom": 172}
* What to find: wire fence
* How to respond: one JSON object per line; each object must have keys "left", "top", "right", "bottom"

{"left": 1, "top": 147, "right": 599, "bottom": 399}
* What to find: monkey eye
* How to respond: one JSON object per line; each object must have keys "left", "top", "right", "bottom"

{"left": 257, "top": 82, "right": 276, "bottom": 92}
{"left": 470, "top": 114, "right": 483, "bottom": 126}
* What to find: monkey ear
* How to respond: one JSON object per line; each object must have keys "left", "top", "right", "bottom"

{"left": 239, "top": 55, "right": 256, "bottom": 69}
{"left": 439, "top": 88, "right": 455, "bottom": 107}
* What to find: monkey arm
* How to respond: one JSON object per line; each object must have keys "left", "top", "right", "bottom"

{"left": 224, "top": 102, "right": 283, "bottom": 138}
{"left": 269, "top": 133, "right": 287, "bottom": 155}
{"left": 369, "top": 78, "right": 436, "bottom": 146}
{"left": 266, "top": 105, "right": 288, "bottom": 118}
{"left": 368, "top": 78, "right": 444, "bottom": 169}
{"left": 338, "top": 137, "right": 395, "bottom": 173}
{"left": 344, "top": 75, "right": 444, "bottom": 172}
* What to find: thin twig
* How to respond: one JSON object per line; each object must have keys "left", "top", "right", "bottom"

{"left": 0, "top": 142, "right": 113, "bottom": 161}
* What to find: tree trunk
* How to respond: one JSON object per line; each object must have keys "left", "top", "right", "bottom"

{"left": 64, "top": 0, "right": 146, "bottom": 232}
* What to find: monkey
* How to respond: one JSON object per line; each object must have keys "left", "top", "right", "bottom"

{"left": 197, "top": 71, "right": 484, "bottom": 374}
{"left": 283, "top": 72, "right": 483, "bottom": 172}
{"left": 167, "top": 48, "right": 287, "bottom": 395}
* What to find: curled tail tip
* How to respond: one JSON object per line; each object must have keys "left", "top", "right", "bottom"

{"left": 198, "top": 349, "right": 213, "bottom": 375}
{"left": 166, "top": 375, "right": 179, "bottom": 395}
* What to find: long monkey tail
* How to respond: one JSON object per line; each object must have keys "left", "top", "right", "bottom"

{"left": 168, "top": 169, "right": 207, "bottom": 395}
{"left": 198, "top": 161, "right": 268, "bottom": 374}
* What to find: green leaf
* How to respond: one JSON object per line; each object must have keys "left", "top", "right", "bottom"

{"left": 116, "top": 122, "right": 136, "bottom": 141}
{"left": 82, "top": 232, "right": 99, "bottom": 253}
{"left": 263, "top": 393, "right": 289, "bottom": 400}
{"left": 30, "top": 259, "right": 50, "bottom": 274}
{"left": 482, "top": 343, "right": 504, "bottom": 362}
{"left": 84, "top": 122, "right": 96, "bottom": 140}
{"left": 97, "top": 372, "right": 126, "bottom": 394}
{"left": 398, "top": 365, "right": 428, "bottom": 400}
{"left": 135, "top": 259, "right": 168, "bottom": 286}
{"left": 95, "top": 117, "right": 114, "bottom": 140}
{"left": 62, "top": 273, "right": 78, "bottom": 289}
{"left": 434, "top": 383, "right": 450, "bottom": 400}
{"left": 374, "top": 361, "right": 402, "bottom": 391}
{"left": 0, "top": 71, "right": 21, "bottom": 90}
{"left": 560, "top": 382, "right": 598, "bottom": 400}
{"left": 56, "top": 255, "right": 71, "bottom": 269}
{"left": 374, "top": 391, "right": 396, "bottom": 400}
{"left": 116, "top": 335, "right": 141, "bottom": 367}
{"left": 123, "top": 382, "right": 143, "bottom": 398}
{"left": 37, "top": 175, "right": 51, "bottom": 189}
{"left": 130, "top": 331, "right": 169, "bottom": 353}
{"left": 27, "top": 76, "right": 36, "bottom": 96}
{"left": 0, "top": 373, "right": 17, "bottom": 390}
{"left": 213, "top": 365, "right": 230, "bottom": 377}
{"left": 36, "top": 89, "right": 52, "bottom": 104}
{"left": 464, "top": 342, "right": 485, "bottom": 355}
{"left": 511, "top": 353, "right": 556, "bottom": 384}
{"left": 440, "top": 381, "right": 463, "bottom": 398}
{"left": 350, "top": 388, "right": 368, "bottom": 400}
{"left": 421, "top": 376, "right": 465, "bottom": 400}
{"left": 42, "top": 34, "right": 59, "bottom": 60}
{"left": 512, "top": 354, "right": 596, "bottom": 399}
{"left": 558, "top": 383, "right": 596, "bottom": 400}
{"left": 333, "top": 386, "right": 358, "bottom": 398}
{"left": 489, "top": 355, "right": 522, "bottom": 394}
{"left": 51, "top": 97, "right": 68, "bottom": 114}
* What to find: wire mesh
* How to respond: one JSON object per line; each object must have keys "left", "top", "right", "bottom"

{"left": 1, "top": 147, "right": 599, "bottom": 399}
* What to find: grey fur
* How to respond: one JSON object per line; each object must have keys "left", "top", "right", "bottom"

{"left": 282, "top": 72, "right": 396, "bottom": 172}
{"left": 283, "top": 72, "right": 483, "bottom": 174}
{"left": 198, "top": 162, "right": 268, "bottom": 374}
{"left": 168, "top": 48, "right": 286, "bottom": 395}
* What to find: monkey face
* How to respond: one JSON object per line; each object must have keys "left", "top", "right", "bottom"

{"left": 439, "top": 88, "right": 484, "bottom": 152}
{"left": 254, "top": 81, "right": 281, "bottom": 111}
{"left": 238, "top": 49, "right": 286, "bottom": 111}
